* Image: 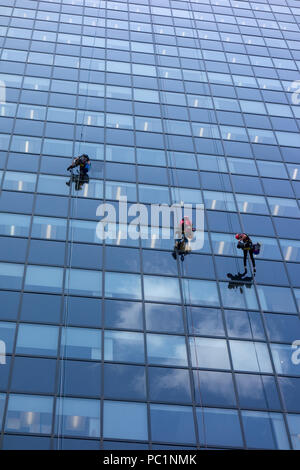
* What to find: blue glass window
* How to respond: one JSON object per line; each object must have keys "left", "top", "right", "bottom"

{"left": 279, "top": 377, "right": 300, "bottom": 413}
{"left": 105, "top": 272, "right": 142, "bottom": 300}
{"left": 197, "top": 407, "right": 243, "bottom": 447}
{"left": 183, "top": 279, "right": 219, "bottom": 307}
{"left": 189, "top": 337, "right": 230, "bottom": 370}
{"left": 5, "top": 394, "right": 53, "bottom": 435}
{"left": 194, "top": 371, "right": 236, "bottom": 407}
{"left": 0, "top": 393, "right": 5, "bottom": 429}
{"left": 25, "top": 265, "right": 63, "bottom": 293}
{"left": 60, "top": 362, "right": 99, "bottom": 398}
{"left": 0, "top": 291, "right": 19, "bottom": 321}
{"left": 236, "top": 374, "right": 281, "bottom": 410}
{"left": 10, "top": 135, "right": 42, "bottom": 154}
{"left": 287, "top": 414, "right": 300, "bottom": 450}
{"left": 55, "top": 397, "right": 100, "bottom": 438}
{"left": 268, "top": 197, "right": 300, "bottom": 218}
{"left": 265, "top": 314, "right": 300, "bottom": 343}
{"left": 149, "top": 367, "right": 192, "bottom": 404}
{"left": 147, "top": 333, "right": 188, "bottom": 367}
{"left": 145, "top": 303, "right": 184, "bottom": 334}
{"left": 60, "top": 327, "right": 101, "bottom": 361}
{"left": 31, "top": 216, "right": 67, "bottom": 241}
{"left": 242, "top": 411, "right": 289, "bottom": 449}
{"left": 151, "top": 404, "right": 196, "bottom": 445}
{"left": 271, "top": 343, "right": 300, "bottom": 376}
{"left": 219, "top": 281, "right": 259, "bottom": 310}
{"left": 230, "top": 340, "right": 272, "bottom": 373}
{"left": 187, "top": 307, "right": 224, "bottom": 336}
{"left": 203, "top": 190, "right": 235, "bottom": 211}
{"left": 104, "top": 330, "right": 144, "bottom": 363}
{"left": 144, "top": 275, "right": 181, "bottom": 303}
{"left": 136, "top": 148, "right": 165, "bottom": 166}
{"left": 257, "top": 285, "right": 297, "bottom": 313}
{"left": 0, "top": 321, "right": 16, "bottom": 354}
{"left": 106, "top": 144, "right": 135, "bottom": 163}
{"left": 0, "top": 262, "right": 24, "bottom": 289}
{"left": 3, "top": 172, "right": 36, "bottom": 192}
{"left": 65, "top": 269, "right": 102, "bottom": 297}
{"left": 134, "top": 88, "right": 159, "bottom": 102}
{"left": 105, "top": 180, "right": 137, "bottom": 202}
{"left": 103, "top": 401, "right": 148, "bottom": 441}
{"left": 225, "top": 310, "right": 265, "bottom": 340}
{"left": 139, "top": 184, "right": 170, "bottom": 204}
{"left": 11, "top": 357, "right": 56, "bottom": 394}
{"left": 16, "top": 323, "right": 58, "bottom": 357}
{"left": 42, "top": 138, "right": 73, "bottom": 157}
{"left": 104, "top": 363, "right": 146, "bottom": 400}
{"left": 104, "top": 299, "right": 143, "bottom": 330}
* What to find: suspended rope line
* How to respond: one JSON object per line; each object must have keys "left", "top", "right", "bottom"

{"left": 56, "top": 3, "right": 102, "bottom": 448}
{"left": 157, "top": 6, "right": 208, "bottom": 448}
{"left": 184, "top": 2, "right": 277, "bottom": 449}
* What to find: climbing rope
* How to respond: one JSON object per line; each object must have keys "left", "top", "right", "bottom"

{"left": 56, "top": 2, "right": 102, "bottom": 448}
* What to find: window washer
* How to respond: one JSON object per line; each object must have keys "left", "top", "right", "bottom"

{"left": 235, "top": 233, "right": 256, "bottom": 275}
{"left": 66, "top": 154, "right": 91, "bottom": 190}
{"left": 172, "top": 216, "right": 196, "bottom": 260}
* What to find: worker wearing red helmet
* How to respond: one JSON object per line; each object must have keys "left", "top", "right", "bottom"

{"left": 235, "top": 233, "right": 256, "bottom": 274}
{"left": 180, "top": 216, "right": 195, "bottom": 240}
{"left": 172, "top": 216, "right": 196, "bottom": 260}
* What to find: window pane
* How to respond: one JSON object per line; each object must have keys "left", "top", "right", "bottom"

{"left": 271, "top": 344, "right": 300, "bottom": 376}
{"left": 147, "top": 333, "right": 188, "bottom": 367}
{"left": 280, "top": 239, "right": 300, "bottom": 262}
{"left": 65, "top": 269, "right": 102, "bottom": 297}
{"left": 151, "top": 404, "right": 196, "bottom": 445}
{"left": 104, "top": 364, "right": 146, "bottom": 400}
{"left": 103, "top": 401, "right": 147, "bottom": 441}
{"left": 145, "top": 303, "right": 184, "bottom": 334}
{"left": 0, "top": 394, "right": 5, "bottom": 429}
{"left": 257, "top": 285, "right": 297, "bottom": 313}
{"left": 219, "top": 281, "right": 259, "bottom": 310}
{"left": 268, "top": 197, "right": 300, "bottom": 218}
{"left": 189, "top": 337, "right": 230, "bottom": 369}
{"left": 16, "top": 324, "right": 58, "bottom": 357}
{"left": 105, "top": 272, "right": 142, "bottom": 300}
{"left": 0, "top": 262, "right": 24, "bottom": 289}
{"left": 242, "top": 411, "right": 290, "bottom": 449}
{"left": 287, "top": 414, "right": 300, "bottom": 450}
{"left": 32, "top": 216, "right": 67, "bottom": 241}
{"left": 104, "top": 330, "right": 144, "bottom": 363}
{"left": 144, "top": 276, "right": 181, "bottom": 303}
{"left": 0, "top": 321, "right": 16, "bottom": 354}
{"left": 0, "top": 213, "right": 30, "bottom": 237}
{"left": 197, "top": 408, "right": 243, "bottom": 447}
{"left": 183, "top": 279, "right": 219, "bottom": 307}
{"left": 61, "top": 327, "right": 101, "bottom": 361}
{"left": 194, "top": 371, "right": 236, "bottom": 407}
{"left": 55, "top": 397, "right": 100, "bottom": 438}
{"left": 149, "top": 367, "right": 192, "bottom": 404}
{"left": 230, "top": 340, "right": 273, "bottom": 373}
{"left": 5, "top": 394, "right": 53, "bottom": 435}
{"left": 104, "top": 299, "right": 143, "bottom": 330}
{"left": 25, "top": 266, "right": 63, "bottom": 293}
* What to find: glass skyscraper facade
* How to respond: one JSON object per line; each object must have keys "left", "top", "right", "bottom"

{"left": 0, "top": 0, "right": 300, "bottom": 450}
